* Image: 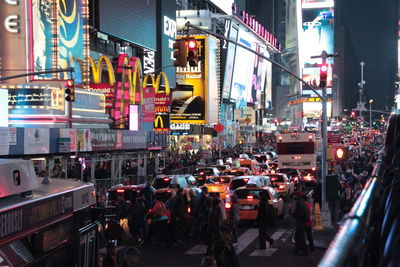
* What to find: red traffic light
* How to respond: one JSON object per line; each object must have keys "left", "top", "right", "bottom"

{"left": 351, "top": 111, "right": 356, "bottom": 118}
{"left": 65, "top": 79, "right": 75, "bottom": 102}
{"left": 187, "top": 38, "right": 198, "bottom": 67}
{"left": 188, "top": 39, "right": 196, "bottom": 49}
{"left": 335, "top": 147, "right": 346, "bottom": 160}
{"left": 319, "top": 64, "right": 328, "bottom": 88}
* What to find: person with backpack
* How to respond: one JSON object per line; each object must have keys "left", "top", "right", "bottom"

{"left": 147, "top": 194, "right": 169, "bottom": 246}
{"left": 257, "top": 191, "right": 274, "bottom": 249}
{"left": 293, "top": 191, "right": 309, "bottom": 256}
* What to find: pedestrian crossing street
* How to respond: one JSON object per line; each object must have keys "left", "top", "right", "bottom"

{"left": 184, "top": 228, "right": 330, "bottom": 257}
{"left": 185, "top": 228, "right": 291, "bottom": 257}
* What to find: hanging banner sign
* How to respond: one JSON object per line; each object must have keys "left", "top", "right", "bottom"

{"left": 142, "top": 87, "right": 156, "bottom": 122}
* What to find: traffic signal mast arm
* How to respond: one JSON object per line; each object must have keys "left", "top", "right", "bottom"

{"left": 183, "top": 22, "right": 322, "bottom": 98}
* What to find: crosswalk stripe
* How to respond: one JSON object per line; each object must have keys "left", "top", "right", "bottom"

{"left": 185, "top": 244, "right": 207, "bottom": 255}
{"left": 235, "top": 228, "right": 259, "bottom": 254}
{"left": 271, "top": 228, "right": 286, "bottom": 240}
{"left": 250, "top": 248, "right": 278, "bottom": 257}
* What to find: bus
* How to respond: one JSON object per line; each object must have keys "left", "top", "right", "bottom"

{"left": 276, "top": 133, "right": 321, "bottom": 183}
{"left": 0, "top": 159, "right": 98, "bottom": 267}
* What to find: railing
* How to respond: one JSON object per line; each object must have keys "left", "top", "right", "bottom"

{"left": 318, "top": 150, "right": 394, "bottom": 267}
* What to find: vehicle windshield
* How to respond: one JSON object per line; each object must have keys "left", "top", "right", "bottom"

{"left": 268, "top": 175, "right": 285, "bottom": 183}
{"left": 206, "top": 177, "right": 231, "bottom": 184}
{"left": 193, "top": 169, "right": 213, "bottom": 176}
{"left": 153, "top": 178, "right": 171, "bottom": 189}
{"left": 254, "top": 155, "right": 267, "bottom": 163}
{"left": 223, "top": 170, "right": 245, "bottom": 177}
{"left": 230, "top": 179, "right": 249, "bottom": 190}
{"left": 280, "top": 169, "right": 298, "bottom": 176}
{"left": 257, "top": 164, "right": 269, "bottom": 171}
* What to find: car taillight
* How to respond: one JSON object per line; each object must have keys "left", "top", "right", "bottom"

{"left": 188, "top": 207, "right": 191, "bottom": 214}
{"left": 244, "top": 178, "right": 249, "bottom": 182}
{"left": 117, "top": 189, "right": 124, "bottom": 193}
{"left": 225, "top": 202, "right": 231, "bottom": 209}
{"left": 312, "top": 167, "right": 316, "bottom": 171}
{"left": 279, "top": 185, "right": 285, "bottom": 189}
{"left": 215, "top": 182, "right": 219, "bottom": 184}
{"left": 164, "top": 178, "right": 169, "bottom": 181}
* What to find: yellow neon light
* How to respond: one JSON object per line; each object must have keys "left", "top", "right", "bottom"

{"left": 89, "top": 56, "right": 116, "bottom": 85}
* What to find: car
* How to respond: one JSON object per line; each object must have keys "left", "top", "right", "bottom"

{"left": 203, "top": 175, "right": 234, "bottom": 200}
{"left": 268, "top": 161, "right": 279, "bottom": 171}
{"left": 278, "top": 168, "right": 305, "bottom": 191}
{"left": 253, "top": 154, "right": 270, "bottom": 164}
{"left": 231, "top": 184, "right": 284, "bottom": 221}
{"left": 154, "top": 175, "right": 201, "bottom": 201}
{"left": 238, "top": 159, "right": 260, "bottom": 174}
{"left": 220, "top": 167, "right": 252, "bottom": 177}
{"left": 107, "top": 183, "right": 151, "bottom": 201}
{"left": 302, "top": 169, "right": 318, "bottom": 186}
{"left": 210, "top": 164, "right": 231, "bottom": 172}
{"left": 265, "top": 172, "right": 295, "bottom": 201}
{"left": 226, "top": 175, "right": 269, "bottom": 202}
{"left": 256, "top": 163, "right": 271, "bottom": 174}
{"left": 192, "top": 167, "right": 220, "bottom": 186}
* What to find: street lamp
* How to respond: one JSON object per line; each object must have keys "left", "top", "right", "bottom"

{"left": 369, "top": 99, "right": 374, "bottom": 133}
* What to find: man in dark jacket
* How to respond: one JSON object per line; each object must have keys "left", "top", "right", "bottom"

{"left": 293, "top": 191, "right": 309, "bottom": 256}
{"left": 257, "top": 192, "right": 274, "bottom": 249}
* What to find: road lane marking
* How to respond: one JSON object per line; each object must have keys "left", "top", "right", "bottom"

{"left": 250, "top": 248, "right": 278, "bottom": 257}
{"left": 185, "top": 244, "right": 207, "bottom": 255}
{"left": 271, "top": 228, "right": 286, "bottom": 240}
{"left": 235, "top": 228, "right": 259, "bottom": 254}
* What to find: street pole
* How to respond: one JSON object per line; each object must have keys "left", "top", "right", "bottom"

{"left": 369, "top": 99, "right": 373, "bottom": 134}
{"left": 358, "top": 62, "right": 365, "bottom": 123}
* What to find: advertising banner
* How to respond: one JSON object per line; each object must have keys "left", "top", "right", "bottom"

{"left": 206, "top": 36, "right": 220, "bottom": 124}
{"left": 31, "top": 0, "right": 54, "bottom": 79}
{"left": 88, "top": 84, "right": 115, "bottom": 108}
{"left": 173, "top": 37, "right": 206, "bottom": 124}
{"left": 0, "top": 128, "right": 10, "bottom": 155}
{"left": 302, "top": 102, "right": 332, "bottom": 118}
{"left": 5, "top": 85, "right": 65, "bottom": 116}
{"left": 121, "top": 131, "right": 147, "bottom": 150}
{"left": 57, "top": 0, "right": 85, "bottom": 82}
{"left": 154, "top": 114, "right": 170, "bottom": 132}
{"left": 77, "top": 129, "right": 92, "bottom": 151}
{"left": 24, "top": 128, "right": 50, "bottom": 154}
{"left": 142, "top": 87, "right": 156, "bottom": 122}
{"left": 90, "top": 129, "right": 117, "bottom": 151}
{"left": 60, "top": 129, "right": 78, "bottom": 152}
{"left": 230, "top": 28, "right": 257, "bottom": 109}
{"left": 0, "top": 90, "right": 8, "bottom": 127}
{"left": 299, "top": 4, "right": 334, "bottom": 94}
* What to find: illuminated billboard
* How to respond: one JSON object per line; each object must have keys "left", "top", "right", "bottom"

{"left": 230, "top": 28, "right": 257, "bottom": 108}
{"left": 173, "top": 36, "right": 219, "bottom": 124}
{"left": 299, "top": 4, "right": 334, "bottom": 95}
{"left": 302, "top": 101, "right": 332, "bottom": 118}
{"left": 301, "top": 0, "right": 334, "bottom": 9}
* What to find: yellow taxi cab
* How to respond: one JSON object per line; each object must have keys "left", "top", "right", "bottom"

{"left": 153, "top": 175, "right": 201, "bottom": 201}
{"left": 203, "top": 175, "right": 234, "bottom": 200}
{"left": 265, "top": 172, "right": 295, "bottom": 201}
{"left": 232, "top": 184, "right": 284, "bottom": 221}
{"left": 221, "top": 167, "right": 252, "bottom": 177}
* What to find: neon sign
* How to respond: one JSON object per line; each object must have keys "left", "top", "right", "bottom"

{"left": 232, "top": 4, "right": 281, "bottom": 52}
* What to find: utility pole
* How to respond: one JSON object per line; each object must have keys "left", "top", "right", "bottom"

{"left": 357, "top": 62, "right": 366, "bottom": 124}
{"left": 311, "top": 50, "right": 339, "bottom": 228}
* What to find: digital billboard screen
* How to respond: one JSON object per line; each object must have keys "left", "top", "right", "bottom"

{"left": 299, "top": 6, "right": 334, "bottom": 94}
{"left": 99, "top": 0, "right": 156, "bottom": 50}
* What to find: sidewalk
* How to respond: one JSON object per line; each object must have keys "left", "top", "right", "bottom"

{"left": 312, "top": 228, "right": 337, "bottom": 249}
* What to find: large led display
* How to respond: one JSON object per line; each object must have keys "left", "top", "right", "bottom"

{"left": 99, "top": 0, "right": 156, "bottom": 50}
{"left": 230, "top": 28, "right": 257, "bottom": 108}
{"left": 299, "top": 4, "right": 334, "bottom": 94}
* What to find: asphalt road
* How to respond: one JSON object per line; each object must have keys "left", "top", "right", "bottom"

{"left": 133, "top": 191, "right": 334, "bottom": 267}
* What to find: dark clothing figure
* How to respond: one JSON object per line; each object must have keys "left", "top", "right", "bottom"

{"left": 257, "top": 192, "right": 274, "bottom": 249}
{"left": 293, "top": 192, "right": 309, "bottom": 255}
{"left": 140, "top": 185, "right": 154, "bottom": 211}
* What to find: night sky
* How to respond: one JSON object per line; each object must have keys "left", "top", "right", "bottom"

{"left": 339, "top": 0, "right": 397, "bottom": 112}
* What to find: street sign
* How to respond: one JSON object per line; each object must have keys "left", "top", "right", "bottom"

{"left": 214, "top": 123, "right": 225, "bottom": 133}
